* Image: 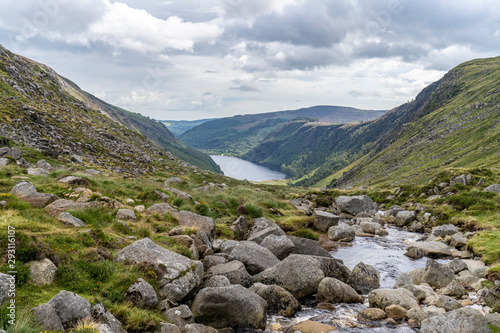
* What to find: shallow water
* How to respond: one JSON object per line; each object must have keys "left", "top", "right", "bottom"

{"left": 210, "top": 155, "right": 287, "bottom": 181}
{"left": 267, "top": 227, "right": 450, "bottom": 332}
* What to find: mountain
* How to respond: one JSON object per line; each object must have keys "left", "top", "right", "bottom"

{"left": 160, "top": 118, "right": 216, "bottom": 136}
{"left": 0, "top": 45, "right": 221, "bottom": 174}
{"left": 179, "top": 106, "right": 387, "bottom": 156}
{"left": 244, "top": 56, "right": 500, "bottom": 187}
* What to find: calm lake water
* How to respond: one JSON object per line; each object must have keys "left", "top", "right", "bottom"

{"left": 210, "top": 155, "right": 287, "bottom": 181}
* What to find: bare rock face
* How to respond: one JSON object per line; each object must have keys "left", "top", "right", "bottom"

{"left": 115, "top": 238, "right": 203, "bottom": 302}
{"left": 191, "top": 285, "right": 267, "bottom": 330}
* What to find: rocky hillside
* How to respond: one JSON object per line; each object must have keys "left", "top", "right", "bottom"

{"left": 0, "top": 45, "right": 221, "bottom": 174}
{"left": 245, "top": 56, "right": 500, "bottom": 187}
{"left": 179, "top": 106, "right": 387, "bottom": 156}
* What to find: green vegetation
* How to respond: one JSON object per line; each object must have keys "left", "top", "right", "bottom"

{"left": 180, "top": 106, "right": 386, "bottom": 157}
{"left": 160, "top": 118, "right": 216, "bottom": 136}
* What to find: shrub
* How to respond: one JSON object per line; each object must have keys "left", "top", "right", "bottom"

{"left": 236, "top": 205, "right": 247, "bottom": 215}
{"left": 172, "top": 198, "right": 184, "bottom": 207}
{"left": 194, "top": 203, "right": 210, "bottom": 216}
{"left": 244, "top": 204, "right": 263, "bottom": 218}
{"left": 69, "top": 208, "right": 114, "bottom": 227}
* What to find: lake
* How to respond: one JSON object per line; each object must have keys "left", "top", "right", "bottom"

{"left": 210, "top": 155, "right": 288, "bottom": 181}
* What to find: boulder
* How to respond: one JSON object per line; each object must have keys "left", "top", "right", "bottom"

{"left": 316, "top": 277, "right": 362, "bottom": 304}
{"left": 285, "top": 320, "right": 337, "bottom": 333}
{"left": 405, "top": 241, "right": 452, "bottom": 258}
{"left": 289, "top": 236, "right": 331, "bottom": 257}
{"left": 28, "top": 258, "right": 57, "bottom": 286}
{"left": 253, "top": 254, "right": 324, "bottom": 299}
{"left": 10, "top": 181, "right": 57, "bottom": 207}
{"left": 335, "top": 195, "right": 378, "bottom": 215}
{"left": 202, "top": 275, "right": 231, "bottom": 288}
{"left": 483, "top": 184, "right": 500, "bottom": 194}
{"left": 205, "top": 261, "right": 252, "bottom": 287}
{"left": 27, "top": 168, "right": 50, "bottom": 176}
{"left": 420, "top": 307, "right": 491, "bottom": 333}
{"left": 247, "top": 219, "right": 286, "bottom": 244}
{"left": 348, "top": 262, "right": 380, "bottom": 294}
{"left": 115, "top": 238, "right": 203, "bottom": 302}
{"left": 57, "top": 212, "right": 86, "bottom": 227}
{"left": 116, "top": 209, "right": 137, "bottom": 221}
{"left": 71, "top": 154, "right": 83, "bottom": 163}
{"left": 45, "top": 199, "right": 101, "bottom": 215}
{"left": 124, "top": 278, "right": 158, "bottom": 309}
{"left": 260, "top": 235, "right": 295, "bottom": 260}
{"left": 485, "top": 313, "right": 500, "bottom": 328}
{"left": 146, "top": 203, "right": 175, "bottom": 215}
{"left": 432, "top": 224, "right": 457, "bottom": 237}
{"left": 165, "top": 186, "right": 192, "bottom": 200}
{"left": 202, "top": 255, "right": 226, "bottom": 271}
{"left": 385, "top": 304, "right": 407, "bottom": 320}
{"left": 328, "top": 224, "right": 355, "bottom": 242}
{"left": 313, "top": 211, "right": 340, "bottom": 232}
{"left": 312, "top": 256, "right": 351, "bottom": 283}
{"left": 191, "top": 285, "right": 267, "bottom": 330}
{"left": 220, "top": 240, "right": 240, "bottom": 254}
{"left": 440, "top": 280, "right": 467, "bottom": 297}
{"left": 182, "top": 324, "right": 219, "bottom": 333}
{"left": 368, "top": 288, "right": 419, "bottom": 311}
{"left": 0, "top": 158, "right": 10, "bottom": 167}
{"left": 485, "top": 285, "right": 500, "bottom": 309}
{"left": 448, "top": 258, "right": 468, "bottom": 274}
{"left": 164, "top": 177, "right": 182, "bottom": 185}
{"left": 33, "top": 303, "right": 64, "bottom": 331}
{"left": 435, "top": 295, "right": 463, "bottom": 311}
{"left": 48, "top": 290, "right": 91, "bottom": 329}
{"left": 422, "top": 259, "right": 455, "bottom": 289}
{"left": 394, "top": 272, "right": 413, "bottom": 288}
{"left": 249, "top": 283, "right": 301, "bottom": 317}
{"left": 359, "top": 222, "right": 382, "bottom": 234}
{"left": 91, "top": 303, "right": 126, "bottom": 333}
{"left": 58, "top": 176, "right": 90, "bottom": 186}
{"left": 231, "top": 216, "right": 250, "bottom": 240}
{"left": 357, "top": 308, "right": 387, "bottom": 321}
{"left": 173, "top": 211, "right": 216, "bottom": 240}
{"left": 395, "top": 211, "right": 415, "bottom": 227}
{"left": 157, "top": 323, "right": 181, "bottom": 333}
{"left": 163, "top": 305, "right": 194, "bottom": 328}
{"left": 34, "top": 159, "right": 52, "bottom": 170}
{"left": 228, "top": 241, "right": 279, "bottom": 275}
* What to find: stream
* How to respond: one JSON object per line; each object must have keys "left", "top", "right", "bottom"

{"left": 267, "top": 227, "right": 450, "bottom": 332}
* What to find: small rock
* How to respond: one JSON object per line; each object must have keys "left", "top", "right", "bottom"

{"left": 71, "top": 154, "right": 83, "bottom": 163}
{"left": 124, "top": 278, "right": 158, "bottom": 309}
{"left": 385, "top": 304, "right": 407, "bottom": 320}
{"left": 163, "top": 305, "right": 194, "bottom": 328}
{"left": 357, "top": 308, "right": 387, "bottom": 321}
{"left": 28, "top": 258, "right": 57, "bottom": 286}
{"left": 116, "top": 208, "right": 137, "bottom": 221}
{"left": 58, "top": 212, "right": 86, "bottom": 227}
{"left": 316, "top": 277, "right": 362, "bottom": 304}
{"left": 286, "top": 320, "right": 337, "bottom": 333}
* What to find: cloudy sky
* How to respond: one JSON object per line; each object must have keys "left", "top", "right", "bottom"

{"left": 1, "top": 0, "right": 500, "bottom": 120}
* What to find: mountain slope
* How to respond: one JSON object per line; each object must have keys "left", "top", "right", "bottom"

{"left": 336, "top": 56, "right": 500, "bottom": 186}
{"left": 245, "top": 56, "right": 500, "bottom": 187}
{"left": 160, "top": 119, "right": 216, "bottom": 136}
{"left": 0, "top": 45, "right": 220, "bottom": 173}
{"left": 179, "top": 106, "right": 387, "bottom": 156}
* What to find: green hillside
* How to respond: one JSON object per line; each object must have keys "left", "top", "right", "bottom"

{"left": 179, "top": 106, "right": 387, "bottom": 156}
{"left": 160, "top": 119, "right": 216, "bottom": 136}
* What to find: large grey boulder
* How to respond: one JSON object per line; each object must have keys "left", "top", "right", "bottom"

{"left": 115, "top": 238, "right": 203, "bottom": 302}
{"left": 359, "top": 222, "right": 382, "bottom": 234}
{"left": 395, "top": 211, "right": 415, "bottom": 227}
{"left": 231, "top": 216, "right": 250, "bottom": 240}
{"left": 247, "top": 218, "right": 286, "bottom": 244}
{"left": 484, "top": 184, "right": 500, "bottom": 194}
{"left": 202, "top": 255, "right": 226, "bottom": 271}
{"left": 91, "top": 303, "right": 126, "bottom": 333}
{"left": 27, "top": 168, "right": 50, "bottom": 176}
{"left": 124, "top": 278, "right": 158, "bottom": 309}
{"left": 10, "top": 181, "right": 57, "bottom": 207}
{"left": 173, "top": 211, "right": 216, "bottom": 240}
{"left": 448, "top": 258, "right": 468, "bottom": 274}
{"left": 202, "top": 275, "right": 231, "bottom": 288}
{"left": 449, "top": 232, "right": 467, "bottom": 248}
{"left": 420, "top": 307, "right": 491, "bottom": 333}
{"left": 33, "top": 303, "right": 64, "bottom": 331}
{"left": 48, "top": 290, "right": 91, "bottom": 329}
{"left": 349, "top": 262, "right": 380, "bottom": 294}
{"left": 57, "top": 212, "right": 86, "bottom": 227}
{"left": 116, "top": 209, "right": 137, "bottom": 221}
{"left": 328, "top": 224, "right": 355, "bottom": 242}
{"left": 260, "top": 235, "right": 295, "bottom": 260}
{"left": 249, "top": 283, "right": 301, "bottom": 317}
{"left": 28, "top": 258, "right": 57, "bottom": 286}
{"left": 146, "top": 203, "right": 175, "bottom": 215}
{"left": 228, "top": 241, "right": 280, "bottom": 275}
{"left": 312, "top": 256, "right": 351, "bottom": 283}
{"left": 220, "top": 240, "right": 240, "bottom": 254}
{"left": 182, "top": 324, "right": 218, "bottom": 333}
{"left": 191, "top": 285, "right": 267, "bottom": 330}
{"left": 335, "top": 195, "right": 378, "bottom": 215}
{"left": 289, "top": 236, "right": 331, "bottom": 257}
{"left": 440, "top": 279, "right": 467, "bottom": 297}
{"left": 35, "top": 159, "right": 52, "bottom": 170}
{"left": 405, "top": 241, "right": 452, "bottom": 258}
{"left": 205, "top": 261, "right": 252, "bottom": 287}
{"left": 432, "top": 224, "right": 457, "bottom": 237}
{"left": 316, "top": 277, "right": 362, "bottom": 304}
{"left": 253, "top": 254, "right": 324, "bottom": 299}
{"left": 157, "top": 323, "right": 181, "bottom": 333}
{"left": 422, "top": 259, "right": 455, "bottom": 289}
{"left": 313, "top": 211, "right": 340, "bottom": 232}
{"left": 45, "top": 199, "right": 101, "bottom": 215}
{"left": 368, "top": 288, "right": 419, "bottom": 311}
{"left": 163, "top": 305, "right": 194, "bottom": 328}
{"left": 435, "top": 295, "right": 463, "bottom": 311}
